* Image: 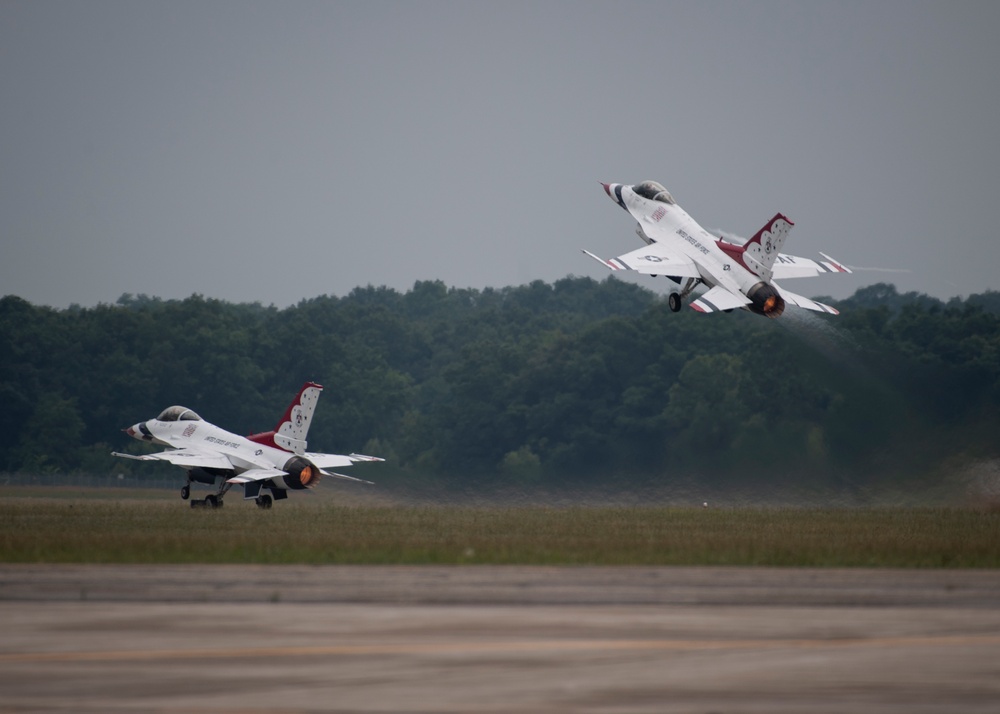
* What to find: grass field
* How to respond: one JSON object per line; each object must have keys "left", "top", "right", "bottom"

{"left": 2, "top": 491, "right": 998, "bottom": 566}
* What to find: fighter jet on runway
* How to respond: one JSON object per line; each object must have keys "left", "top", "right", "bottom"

{"left": 585, "top": 181, "right": 851, "bottom": 317}
{"left": 113, "top": 382, "right": 382, "bottom": 508}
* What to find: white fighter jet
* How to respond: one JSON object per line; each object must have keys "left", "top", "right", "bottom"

{"left": 585, "top": 181, "right": 851, "bottom": 317}
{"left": 113, "top": 382, "right": 382, "bottom": 508}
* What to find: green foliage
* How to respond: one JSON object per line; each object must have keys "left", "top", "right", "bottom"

{"left": 1, "top": 279, "right": 999, "bottom": 493}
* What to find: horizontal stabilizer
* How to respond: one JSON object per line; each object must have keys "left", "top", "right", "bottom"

{"left": 321, "top": 469, "right": 374, "bottom": 485}
{"left": 774, "top": 283, "right": 840, "bottom": 315}
{"left": 690, "top": 286, "right": 751, "bottom": 314}
{"left": 819, "top": 253, "right": 852, "bottom": 274}
{"left": 305, "top": 452, "right": 355, "bottom": 469}
{"left": 772, "top": 252, "right": 853, "bottom": 280}
{"left": 227, "top": 468, "right": 287, "bottom": 484}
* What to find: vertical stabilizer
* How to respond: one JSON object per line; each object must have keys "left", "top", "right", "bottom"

{"left": 742, "top": 214, "right": 794, "bottom": 282}
{"left": 273, "top": 382, "right": 323, "bottom": 454}
{"left": 248, "top": 382, "right": 324, "bottom": 454}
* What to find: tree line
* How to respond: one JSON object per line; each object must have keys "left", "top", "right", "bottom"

{"left": 2, "top": 279, "right": 998, "bottom": 494}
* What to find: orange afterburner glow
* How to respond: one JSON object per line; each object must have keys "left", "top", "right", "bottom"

{"left": 761, "top": 292, "right": 785, "bottom": 318}
{"left": 300, "top": 465, "right": 317, "bottom": 487}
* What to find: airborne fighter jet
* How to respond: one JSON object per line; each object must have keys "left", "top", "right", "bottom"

{"left": 585, "top": 181, "right": 851, "bottom": 317}
{"left": 113, "top": 382, "right": 382, "bottom": 508}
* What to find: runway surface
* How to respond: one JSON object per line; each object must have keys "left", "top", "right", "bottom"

{"left": 2, "top": 565, "right": 1000, "bottom": 712}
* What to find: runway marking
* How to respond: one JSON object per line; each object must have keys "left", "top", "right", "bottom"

{"left": 3, "top": 634, "right": 1000, "bottom": 663}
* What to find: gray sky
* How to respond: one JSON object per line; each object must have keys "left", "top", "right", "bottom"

{"left": 3, "top": 1, "right": 998, "bottom": 308}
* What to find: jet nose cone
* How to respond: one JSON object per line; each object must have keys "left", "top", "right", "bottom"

{"left": 601, "top": 182, "right": 627, "bottom": 210}
{"left": 124, "top": 426, "right": 136, "bottom": 438}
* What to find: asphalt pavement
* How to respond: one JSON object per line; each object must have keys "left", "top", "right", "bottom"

{"left": 2, "top": 565, "right": 999, "bottom": 713}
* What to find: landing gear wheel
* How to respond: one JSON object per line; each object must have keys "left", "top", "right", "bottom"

{"left": 668, "top": 293, "right": 683, "bottom": 313}
{"left": 255, "top": 495, "right": 273, "bottom": 510}
{"left": 181, "top": 485, "right": 190, "bottom": 500}
{"left": 205, "top": 494, "right": 222, "bottom": 509}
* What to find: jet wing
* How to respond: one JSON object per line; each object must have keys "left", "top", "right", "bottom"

{"left": 111, "top": 449, "right": 234, "bottom": 470}
{"left": 773, "top": 282, "right": 840, "bottom": 315}
{"left": 347, "top": 452, "right": 385, "bottom": 462}
{"left": 690, "top": 286, "right": 752, "bottom": 313}
{"left": 582, "top": 245, "right": 701, "bottom": 278}
{"left": 771, "top": 252, "right": 852, "bottom": 280}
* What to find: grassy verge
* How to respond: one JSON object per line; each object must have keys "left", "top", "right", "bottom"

{"left": 1, "top": 497, "right": 998, "bottom": 566}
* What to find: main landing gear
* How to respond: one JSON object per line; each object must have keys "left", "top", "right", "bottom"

{"left": 187, "top": 481, "right": 233, "bottom": 509}
{"left": 181, "top": 470, "right": 277, "bottom": 510}
{"left": 668, "top": 278, "right": 701, "bottom": 313}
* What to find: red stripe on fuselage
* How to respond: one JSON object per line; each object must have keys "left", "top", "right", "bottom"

{"left": 715, "top": 240, "right": 752, "bottom": 274}
{"left": 248, "top": 431, "right": 280, "bottom": 449}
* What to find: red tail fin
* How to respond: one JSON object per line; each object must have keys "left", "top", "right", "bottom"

{"left": 743, "top": 213, "right": 793, "bottom": 281}
{"left": 248, "top": 382, "right": 323, "bottom": 454}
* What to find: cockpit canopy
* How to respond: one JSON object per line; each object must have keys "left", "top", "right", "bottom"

{"left": 633, "top": 180, "right": 675, "bottom": 204}
{"left": 156, "top": 406, "right": 202, "bottom": 422}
